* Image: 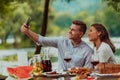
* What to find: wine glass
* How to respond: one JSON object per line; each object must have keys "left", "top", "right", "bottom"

{"left": 64, "top": 51, "right": 72, "bottom": 71}
{"left": 91, "top": 54, "right": 99, "bottom": 73}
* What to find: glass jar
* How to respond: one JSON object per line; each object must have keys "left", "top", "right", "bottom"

{"left": 29, "top": 54, "right": 43, "bottom": 75}
{"left": 42, "top": 52, "right": 52, "bottom": 72}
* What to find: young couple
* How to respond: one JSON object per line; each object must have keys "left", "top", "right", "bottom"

{"left": 21, "top": 20, "right": 116, "bottom": 70}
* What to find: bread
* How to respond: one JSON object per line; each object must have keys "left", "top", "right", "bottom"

{"left": 97, "top": 63, "right": 120, "bottom": 74}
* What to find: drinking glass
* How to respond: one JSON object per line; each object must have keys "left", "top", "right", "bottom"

{"left": 41, "top": 48, "right": 52, "bottom": 72}
{"left": 91, "top": 54, "right": 99, "bottom": 73}
{"left": 29, "top": 54, "right": 43, "bottom": 75}
{"left": 64, "top": 51, "right": 72, "bottom": 71}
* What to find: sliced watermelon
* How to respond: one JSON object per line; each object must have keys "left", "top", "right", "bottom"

{"left": 18, "top": 66, "right": 33, "bottom": 73}
{"left": 7, "top": 67, "right": 17, "bottom": 74}
{"left": 15, "top": 73, "right": 30, "bottom": 79}
{"left": 7, "top": 66, "right": 33, "bottom": 79}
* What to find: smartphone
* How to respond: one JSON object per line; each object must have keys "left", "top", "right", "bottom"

{"left": 25, "top": 17, "right": 31, "bottom": 28}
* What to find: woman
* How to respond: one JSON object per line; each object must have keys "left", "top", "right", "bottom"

{"left": 88, "top": 23, "right": 116, "bottom": 64}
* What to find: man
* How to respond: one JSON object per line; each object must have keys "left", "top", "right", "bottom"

{"left": 21, "top": 20, "right": 93, "bottom": 70}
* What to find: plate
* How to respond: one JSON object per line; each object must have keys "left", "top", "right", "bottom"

{"left": 42, "top": 71, "right": 67, "bottom": 77}
{"left": 94, "top": 73, "right": 120, "bottom": 77}
{"left": 68, "top": 73, "right": 77, "bottom": 76}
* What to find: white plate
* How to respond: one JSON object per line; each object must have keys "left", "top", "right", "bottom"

{"left": 42, "top": 73, "right": 59, "bottom": 77}
{"left": 42, "top": 71, "right": 67, "bottom": 77}
{"left": 95, "top": 73, "right": 120, "bottom": 77}
{"left": 68, "top": 73, "right": 76, "bottom": 76}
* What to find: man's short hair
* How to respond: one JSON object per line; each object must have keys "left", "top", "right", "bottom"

{"left": 72, "top": 20, "right": 87, "bottom": 35}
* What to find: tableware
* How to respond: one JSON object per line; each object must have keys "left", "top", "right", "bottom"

{"left": 29, "top": 54, "right": 43, "bottom": 76}
{"left": 64, "top": 51, "right": 72, "bottom": 70}
{"left": 91, "top": 54, "right": 99, "bottom": 73}
{"left": 68, "top": 73, "right": 76, "bottom": 76}
{"left": 42, "top": 71, "right": 67, "bottom": 77}
{"left": 95, "top": 73, "right": 120, "bottom": 77}
{"left": 41, "top": 48, "right": 52, "bottom": 72}
{"left": 91, "top": 54, "right": 99, "bottom": 66}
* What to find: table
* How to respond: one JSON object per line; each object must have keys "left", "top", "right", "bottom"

{"left": 33, "top": 76, "right": 74, "bottom": 80}
{"left": 97, "top": 76, "right": 120, "bottom": 80}
{"left": 5, "top": 74, "right": 120, "bottom": 80}
{"left": 33, "top": 75, "right": 120, "bottom": 80}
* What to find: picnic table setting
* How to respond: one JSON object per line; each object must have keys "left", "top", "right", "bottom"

{"left": 0, "top": 49, "right": 119, "bottom": 80}
{"left": 4, "top": 63, "right": 120, "bottom": 80}
{"left": 1, "top": 52, "right": 119, "bottom": 80}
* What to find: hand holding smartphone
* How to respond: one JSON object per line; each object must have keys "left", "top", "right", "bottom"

{"left": 25, "top": 17, "right": 31, "bottom": 28}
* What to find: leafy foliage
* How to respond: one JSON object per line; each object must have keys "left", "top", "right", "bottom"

{"left": 54, "top": 13, "right": 72, "bottom": 28}
{"left": 0, "top": 0, "right": 17, "bottom": 17}
{"left": 0, "top": 0, "right": 120, "bottom": 49}
{"left": 0, "top": 0, "right": 56, "bottom": 48}
{"left": 103, "top": 8, "right": 120, "bottom": 36}
{"left": 115, "top": 48, "right": 120, "bottom": 56}
{"left": 103, "top": 0, "right": 120, "bottom": 12}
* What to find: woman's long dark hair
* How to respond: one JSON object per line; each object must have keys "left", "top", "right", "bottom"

{"left": 91, "top": 23, "right": 116, "bottom": 53}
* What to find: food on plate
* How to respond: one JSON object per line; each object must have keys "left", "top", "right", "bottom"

{"left": 69, "top": 67, "right": 78, "bottom": 74}
{"left": 86, "top": 76, "right": 95, "bottom": 80}
{"left": 69, "top": 67, "right": 92, "bottom": 79}
{"left": 75, "top": 75, "right": 80, "bottom": 80}
{"left": 7, "top": 66, "right": 33, "bottom": 79}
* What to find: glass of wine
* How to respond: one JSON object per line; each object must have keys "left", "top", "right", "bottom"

{"left": 64, "top": 51, "right": 72, "bottom": 71}
{"left": 91, "top": 54, "right": 99, "bottom": 73}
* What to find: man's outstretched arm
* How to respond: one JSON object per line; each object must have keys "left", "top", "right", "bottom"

{"left": 21, "top": 24, "right": 39, "bottom": 43}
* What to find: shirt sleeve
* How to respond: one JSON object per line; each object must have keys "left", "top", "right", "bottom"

{"left": 36, "top": 35, "right": 62, "bottom": 48}
{"left": 83, "top": 48, "right": 94, "bottom": 69}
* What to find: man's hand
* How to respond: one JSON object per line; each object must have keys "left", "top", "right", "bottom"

{"left": 21, "top": 24, "right": 30, "bottom": 33}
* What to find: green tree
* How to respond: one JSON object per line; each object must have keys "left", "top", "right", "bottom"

{"left": 103, "top": 0, "right": 120, "bottom": 12}
{"left": 0, "top": 0, "right": 17, "bottom": 18}
{"left": 34, "top": 0, "right": 74, "bottom": 54}
{"left": 0, "top": 0, "right": 19, "bottom": 44}
{"left": 54, "top": 13, "right": 72, "bottom": 28}
{"left": 103, "top": 8, "right": 120, "bottom": 36}
{"left": 0, "top": 2, "right": 32, "bottom": 47}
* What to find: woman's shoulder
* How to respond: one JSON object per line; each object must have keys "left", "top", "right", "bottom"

{"left": 101, "top": 42, "right": 111, "bottom": 48}
{"left": 99, "top": 42, "right": 112, "bottom": 52}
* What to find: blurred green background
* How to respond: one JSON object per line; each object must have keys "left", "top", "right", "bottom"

{"left": 0, "top": 0, "right": 120, "bottom": 62}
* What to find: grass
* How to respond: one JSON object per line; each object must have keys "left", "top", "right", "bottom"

{"left": 0, "top": 51, "right": 58, "bottom": 64}
{"left": 0, "top": 54, "right": 17, "bottom": 61}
